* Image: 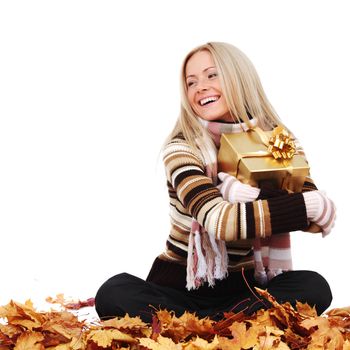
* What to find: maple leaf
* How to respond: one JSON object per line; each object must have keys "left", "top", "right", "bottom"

{"left": 13, "top": 331, "right": 44, "bottom": 350}
{"left": 178, "top": 311, "right": 215, "bottom": 339}
{"left": 229, "top": 321, "right": 259, "bottom": 349}
{"left": 182, "top": 335, "right": 220, "bottom": 349}
{"left": 301, "top": 317, "right": 345, "bottom": 349}
{"left": 327, "top": 306, "right": 350, "bottom": 317}
{"left": 344, "top": 340, "right": 350, "bottom": 350}
{"left": 102, "top": 313, "right": 147, "bottom": 329}
{"left": 257, "top": 334, "right": 290, "bottom": 349}
{"left": 139, "top": 334, "right": 182, "bottom": 350}
{"left": 45, "top": 336, "right": 85, "bottom": 350}
{"left": 154, "top": 309, "right": 191, "bottom": 342}
{"left": 86, "top": 328, "right": 136, "bottom": 347}
{"left": 295, "top": 301, "right": 318, "bottom": 318}
{"left": 0, "top": 300, "right": 43, "bottom": 331}
{"left": 41, "top": 310, "right": 84, "bottom": 339}
{"left": 0, "top": 323, "right": 22, "bottom": 339}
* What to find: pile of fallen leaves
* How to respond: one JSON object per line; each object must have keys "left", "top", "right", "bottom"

{"left": 1, "top": 288, "right": 350, "bottom": 349}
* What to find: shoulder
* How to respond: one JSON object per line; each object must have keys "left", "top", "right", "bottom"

{"left": 163, "top": 134, "right": 204, "bottom": 165}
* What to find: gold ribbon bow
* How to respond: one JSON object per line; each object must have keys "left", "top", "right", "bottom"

{"left": 267, "top": 126, "right": 296, "bottom": 160}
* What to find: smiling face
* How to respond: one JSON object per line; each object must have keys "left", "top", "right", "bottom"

{"left": 185, "top": 50, "right": 232, "bottom": 122}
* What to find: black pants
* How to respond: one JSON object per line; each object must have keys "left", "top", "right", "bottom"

{"left": 95, "top": 268, "right": 332, "bottom": 323}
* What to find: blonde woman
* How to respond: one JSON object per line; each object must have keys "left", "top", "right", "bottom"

{"left": 95, "top": 42, "right": 335, "bottom": 322}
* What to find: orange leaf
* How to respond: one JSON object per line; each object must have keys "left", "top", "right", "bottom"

{"left": 296, "top": 301, "right": 318, "bottom": 318}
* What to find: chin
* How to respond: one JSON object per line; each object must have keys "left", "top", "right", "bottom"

{"left": 201, "top": 114, "right": 230, "bottom": 122}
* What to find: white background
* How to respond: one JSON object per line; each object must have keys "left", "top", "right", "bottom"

{"left": 0, "top": 0, "right": 349, "bottom": 312}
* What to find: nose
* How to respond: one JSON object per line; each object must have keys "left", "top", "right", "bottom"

{"left": 196, "top": 78, "right": 209, "bottom": 92}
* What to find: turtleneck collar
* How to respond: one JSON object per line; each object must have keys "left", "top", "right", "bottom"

{"left": 198, "top": 117, "right": 258, "bottom": 147}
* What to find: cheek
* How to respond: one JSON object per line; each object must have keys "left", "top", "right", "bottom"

{"left": 187, "top": 91, "right": 196, "bottom": 108}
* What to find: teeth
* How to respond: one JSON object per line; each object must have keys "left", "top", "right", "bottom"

{"left": 199, "top": 96, "right": 219, "bottom": 106}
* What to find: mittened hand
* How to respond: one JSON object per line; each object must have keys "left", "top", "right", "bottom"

{"left": 217, "top": 172, "right": 260, "bottom": 203}
{"left": 302, "top": 190, "right": 336, "bottom": 236}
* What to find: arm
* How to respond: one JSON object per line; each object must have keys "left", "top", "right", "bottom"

{"left": 163, "top": 137, "right": 309, "bottom": 242}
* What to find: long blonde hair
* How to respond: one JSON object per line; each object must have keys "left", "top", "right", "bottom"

{"left": 165, "top": 42, "right": 283, "bottom": 156}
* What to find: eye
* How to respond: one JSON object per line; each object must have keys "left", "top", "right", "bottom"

{"left": 208, "top": 72, "right": 218, "bottom": 79}
{"left": 187, "top": 80, "right": 196, "bottom": 87}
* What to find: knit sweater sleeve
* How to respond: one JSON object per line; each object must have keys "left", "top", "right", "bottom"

{"left": 163, "top": 137, "right": 309, "bottom": 242}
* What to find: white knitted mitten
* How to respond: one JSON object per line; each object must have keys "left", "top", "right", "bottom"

{"left": 303, "top": 191, "right": 336, "bottom": 236}
{"left": 217, "top": 172, "right": 260, "bottom": 203}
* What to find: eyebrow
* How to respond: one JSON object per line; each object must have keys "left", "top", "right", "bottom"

{"left": 186, "top": 66, "right": 216, "bottom": 79}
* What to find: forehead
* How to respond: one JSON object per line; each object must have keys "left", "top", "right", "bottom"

{"left": 185, "top": 50, "right": 215, "bottom": 77}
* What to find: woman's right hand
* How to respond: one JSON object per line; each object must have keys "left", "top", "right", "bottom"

{"left": 302, "top": 191, "right": 336, "bottom": 236}
{"left": 217, "top": 172, "right": 260, "bottom": 203}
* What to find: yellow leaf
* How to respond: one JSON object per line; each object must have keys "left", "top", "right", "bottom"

{"left": 45, "top": 336, "right": 85, "bottom": 350}
{"left": 45, "top": 344, "right": 72, "bottom": 350}
{"left": 217, "top": 336, "right": 241, "bottom": 350}
{"left": 14, "top": 331, "right": 44, "bottom": 350}
{"left": 139, "top": 334, "right": 182, "bottom": 350}
{"left": 102, "top": 313, "right": 147, "bottom": 329}
{"left": 183, "top": 335, "right": 219, "bottom": 350}
{"left": 87, "top": 329, "right": 136, "bottom": 347}
{"left": 229, "top": 322, "right": 259, "bottom": 349}
{"left": 343, "top": 340, "right": 350, "bottom": 350}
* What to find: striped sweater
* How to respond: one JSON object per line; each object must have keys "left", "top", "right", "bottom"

{"left": 158, "top": 134, "right": 316, "bottom": 272}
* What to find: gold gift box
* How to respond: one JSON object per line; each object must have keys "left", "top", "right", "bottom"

{"left": 218, "top": 128, "right": 310, "bottom": 193}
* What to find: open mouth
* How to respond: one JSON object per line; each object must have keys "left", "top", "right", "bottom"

{"left": 199, "top": 95, "right": 220, "bottom": 107}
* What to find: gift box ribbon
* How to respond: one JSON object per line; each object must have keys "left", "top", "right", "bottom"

{"left": 234, "top": 126, "right": 296, "bottom": 179}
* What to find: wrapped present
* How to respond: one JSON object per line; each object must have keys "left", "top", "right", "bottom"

{"left": 218, "top": 126, "right": 310, "bottom": 193}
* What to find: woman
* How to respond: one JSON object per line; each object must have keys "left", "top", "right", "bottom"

{"left": 95, "top": 42, "right": 335, "bottom": 322}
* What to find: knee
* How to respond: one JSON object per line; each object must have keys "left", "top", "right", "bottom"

{"left": 305, "top": 271, "right": 333, "bottom": 314}
{"left": 95, "top": 272, "right": 131, "bottom": 319}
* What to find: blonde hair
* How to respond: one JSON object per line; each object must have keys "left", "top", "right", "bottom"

{"left": 165, "top": 42, "right": 284, "bottom": 156}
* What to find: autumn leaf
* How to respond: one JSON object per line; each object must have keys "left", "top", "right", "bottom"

{"left": 86, "top": 329, "right": 136, "bottom": 347}
{"left": 182, "top": 335, "right": 220, "bottom": 350}
{"left": 0, "top": 300, "right": 43, "bottom": 330}
{"left": 296, "top": 301, "right": 318, "bottom": 318}
{"left": 102, "top": 313, "right": 147, "bottom": 329}
{"left": 0, "top": 323, "right": 23, "bottom": 338}
{"left": 139, "top": 334, "right": 182, "bottom": 350}
{"left": 327, "top": 306, "right": 350, "bottom": 317}
{"left": 46, "top": 294, "right": 95, "bottom": 310}
{"left": 2, "top": 290, "right": 350, "bottom": 350}
{"left": 14, "top": 331, "right": 44, "bottom": 350}
{"left": 229, "top": 321, "right": 259, "bottom": 349}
